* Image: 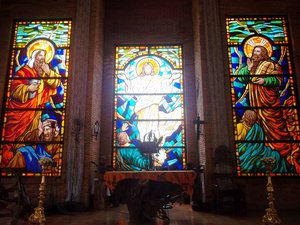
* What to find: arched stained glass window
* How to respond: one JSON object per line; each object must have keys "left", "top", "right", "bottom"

{"left": 0, "top": 20, "right": 72, "bottom": 176}
{"left": 226, "top": 16, "right": 300, "bottom": 176}
{"left": 113, "top": 45, "right": 186, "bottom": 171}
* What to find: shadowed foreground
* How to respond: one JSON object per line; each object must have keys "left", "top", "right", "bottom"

{"left": 1, "top": 203, "right": 299, "bottom": 225}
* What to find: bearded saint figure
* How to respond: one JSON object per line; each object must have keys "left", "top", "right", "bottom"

{"left": 237, "top": 44, "right": 300, "bottom": 172}
{"left": 2, "top": 40, "right": 62, "bottom": 166}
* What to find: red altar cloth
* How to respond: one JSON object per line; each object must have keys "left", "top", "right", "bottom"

{"left": 103, "top": 170, "right": 197, "bottom": 197}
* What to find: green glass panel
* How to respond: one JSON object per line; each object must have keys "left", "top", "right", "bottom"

{"left": 15, "top": 21, "right": 72, "bottom": 47}
{"left": 226, "top": 17, "right": 287, "bottom": 44}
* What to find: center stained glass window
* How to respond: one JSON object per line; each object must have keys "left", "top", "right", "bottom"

{"left": 113, "top": 45, "right": 186, "bottom": 171}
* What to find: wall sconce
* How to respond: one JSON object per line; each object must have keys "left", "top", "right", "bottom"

{"left": 92, "top": 120, "right": 100, "bottom": 140}
{"left": 194, "top": 115, "right": 204, "bottom": 140}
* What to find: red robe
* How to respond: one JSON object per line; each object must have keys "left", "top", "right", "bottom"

{"left": 2, "top": 65, "right": 60, "bottom": 166}
{"left": 238, "top": 61, "right": 300, "bottom": 172}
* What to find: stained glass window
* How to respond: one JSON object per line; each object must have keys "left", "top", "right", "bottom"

{"left": 226, "top": 16, "right": 300, "bottom": 176}
{"left": 0, "top": 20, "right": 72, "bottom": 176}
{"left": 113, "top": 45, "right": 186, "bottom": 171}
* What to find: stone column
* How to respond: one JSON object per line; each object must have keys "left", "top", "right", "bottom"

{"left": 201, "top": 0, "right": 230, "bottom": 152}
{"left": 65, "top": 0, "right": 91, "bottom": 202}
{"left": 197, "top": 0, "right": 231, "bottom": 169}
{"left": 82, "top": 0, "right": 105, "bottom": 206}
{"left": 192, "top": 0, "right": 207, "bottom": 207}
{"left": 193, "top": 0, "right": 231, "bottom": 202}
{"left": 192, "top": 0, "right": 205, "bottom": 167}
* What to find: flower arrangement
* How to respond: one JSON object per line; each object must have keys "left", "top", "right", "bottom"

{"left": 38, "top": 157, "right": 55, "bottom": 167}
{"left": 260, "top": 157, "right": 276, "bottom": 172}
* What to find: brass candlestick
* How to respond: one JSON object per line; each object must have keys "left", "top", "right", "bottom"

{"left": 261, "top": 157, "right": 281, "bottom": 225}
{"left": 28, "top": 158, "right": 54, "bottom": 225}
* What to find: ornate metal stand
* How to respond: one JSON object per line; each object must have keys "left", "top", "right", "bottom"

{"left": 28, "top": 158, "right": 53, "bottom": 225}
{"left": 261, "top": 157, "right": 281, "bottom": 225}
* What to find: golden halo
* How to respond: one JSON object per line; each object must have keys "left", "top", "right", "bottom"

{"left": 243, "top": 36, "right": 273, "bottom": 58}
{"left": 26, "top": 39, "right": 55, "bottom": 63}
{"left": 136, "top": 57, "right": 160, "bottom": 75}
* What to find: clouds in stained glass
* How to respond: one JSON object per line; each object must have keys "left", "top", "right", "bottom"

{"left": 15, "top": 21, "right": 71, "bottom": 47}
{"left": 227, "top": 18, "right": 287, "bottom": 44}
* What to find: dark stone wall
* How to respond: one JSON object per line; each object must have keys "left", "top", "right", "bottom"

{"left": 101, "top": 0, "right": 198, "bottom": 166}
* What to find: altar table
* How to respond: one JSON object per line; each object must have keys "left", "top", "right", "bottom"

{"left": 103, "top": 170, "right": 197, "bottom": 197}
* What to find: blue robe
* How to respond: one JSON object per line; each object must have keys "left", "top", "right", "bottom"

{"left": 17, "top": 145, "right": 51, "bottom": 172}
{"left": 117, "top": 147, "right": 150, "bottom": 171}
{"left": 238, "top": 123, "right": 294, "bottom": 173}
